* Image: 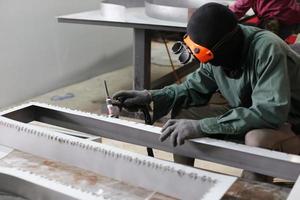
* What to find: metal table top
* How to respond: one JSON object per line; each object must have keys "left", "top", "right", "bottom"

{"left": 57, "top": 8, "right": 187, "bottom": 32}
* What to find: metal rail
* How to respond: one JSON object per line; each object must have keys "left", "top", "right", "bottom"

{"left": 2, "top": 103, "right": 300, "bottom": 181}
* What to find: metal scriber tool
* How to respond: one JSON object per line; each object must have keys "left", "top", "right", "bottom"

{"left": 104, "top": 80, "right": 120, "bottom": 118}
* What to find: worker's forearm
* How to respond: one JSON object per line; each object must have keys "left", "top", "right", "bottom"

{"left": 199, "top": 106, "right": 287, "bottom": 135}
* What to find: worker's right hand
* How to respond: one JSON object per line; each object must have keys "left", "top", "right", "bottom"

{"left": 112, "top": 90, "right": 152, "bottom": 112}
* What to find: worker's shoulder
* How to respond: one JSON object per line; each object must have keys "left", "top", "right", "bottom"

{"left": 254, "top": 33, "right": 284, "bottom": 48}
{"left": 240, "top": 25, "right": 287, "bottom": 53}
{"left": 191, "top": 63, "right": 214, "bottom": 78}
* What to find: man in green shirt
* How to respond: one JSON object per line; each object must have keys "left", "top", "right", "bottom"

{"left": 113, "top": 3, "right": 300, "bottom": 181}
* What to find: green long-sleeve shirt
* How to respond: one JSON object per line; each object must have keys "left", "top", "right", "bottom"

{"left": 151, "top": 25, "right": 300, "bottom": 135}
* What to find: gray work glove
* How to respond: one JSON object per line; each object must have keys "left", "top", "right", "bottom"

{"left": 159, "top": 119, "right": 204, "bottom": 147}
{"left": 112, "top": 90, "right": 152, "bottom": 112}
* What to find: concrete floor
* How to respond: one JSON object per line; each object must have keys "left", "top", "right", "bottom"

{"left": 29, "top": 41, "right": 242, "bottom": 178}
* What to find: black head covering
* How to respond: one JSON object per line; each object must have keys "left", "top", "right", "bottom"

{"left": 187, "top": 2, "right": 238, "bottom": 48}
{"left": 187, "top": 3, "right": 244, "bottom": 78}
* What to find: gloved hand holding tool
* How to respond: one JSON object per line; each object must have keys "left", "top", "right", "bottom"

{"left": 112, "top": 90, "right": 154, "bottom": 157}
{"left": 160, "top": 119, "right": 205, "bottom": 147}
{"left": 112, "top": 90, "right": 152, "bottom": 112}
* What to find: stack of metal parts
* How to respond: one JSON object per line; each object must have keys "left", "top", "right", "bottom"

{"left": 0, "top": 102, "right": 298, "bottom": 199}
{"left": 100, "top": 0, "right": 235, "bottom": 23}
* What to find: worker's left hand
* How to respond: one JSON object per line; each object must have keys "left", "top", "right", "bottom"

{"left": 159, "top": 119, "right": 204, "bottom": 147}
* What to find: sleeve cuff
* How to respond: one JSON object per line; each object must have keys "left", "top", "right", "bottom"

{"left": 199, "top": 117, "right": 236, "bottom": 135}
{"left": 149, "top": 89, "right": 174, "bottom": 121}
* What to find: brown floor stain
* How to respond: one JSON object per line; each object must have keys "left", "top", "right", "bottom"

{"left": 73, "top": 171, "right": 98, "bottom": 185}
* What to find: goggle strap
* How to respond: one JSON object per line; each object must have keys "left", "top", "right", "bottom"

{"left": 211, "top": 26, "right": 239, "bottom": 52}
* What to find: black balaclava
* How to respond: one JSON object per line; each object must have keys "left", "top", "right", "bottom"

{"left": 187, "top": 3, "right": 245, "bottom": 78}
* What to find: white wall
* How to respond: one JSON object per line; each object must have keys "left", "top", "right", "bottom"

{"left": 0, "top": 0, "right": 133, "bottom": 108}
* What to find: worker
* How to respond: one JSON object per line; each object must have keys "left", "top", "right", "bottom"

{"left": 113, "top": 3, "right": 300, "bottom": 182}
{"left": 229, "top": 0, "right": 300, "bottom": 40}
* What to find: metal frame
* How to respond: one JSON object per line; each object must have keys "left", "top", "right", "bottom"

{"left": 2, "top": 102, "right": 300, "bottom": 181}
{"left": 0, "top": 103, "right": 238, "bottom": 200}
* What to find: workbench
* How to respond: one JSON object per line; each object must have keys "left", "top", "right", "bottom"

{"left": 57, "top": 7, "right": 191, "bottom": 90}
{"left": 57, "top": 0, "right": 256, "bottom": 90}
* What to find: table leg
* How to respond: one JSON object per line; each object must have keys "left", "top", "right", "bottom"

{"left": 133, "top": 29, "right": 154, "bottom": 157}
{"left": 133, "top": 29, "right": 151, "bottom": 90}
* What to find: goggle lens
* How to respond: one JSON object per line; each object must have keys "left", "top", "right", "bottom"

{"left": 178, "top": 50, "right": 191, "bottom": 64}
{"left": 172, "top": 42, "right": 183, "bottom": 54}
{"left": 171, "top": 42, "right": 193, "bottom": 64}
